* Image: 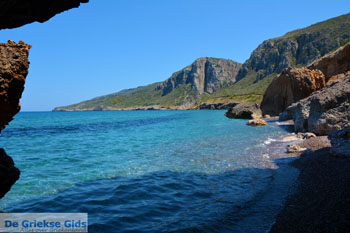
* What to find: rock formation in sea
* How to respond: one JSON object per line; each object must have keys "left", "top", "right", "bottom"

{"left": 260, "top": 67, "right": 326, "bottom": 116}
{"left": 224, "top": 103, "right": 262, "bottom": 119}
{"left": 246, "top": 119, "right": 267, "bottom": 126}
{"left": 0, "top": 0, "right": 89, "bottom": 199}
{"left": 0, "top": 0, "right": 88, "bottom": 29}
{"left": 156, "top": 57, "right": 242, "bottom": 96}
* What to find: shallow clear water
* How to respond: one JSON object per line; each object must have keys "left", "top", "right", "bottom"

{"left": 0, "top": 111, "right": 297, "bottom": 232}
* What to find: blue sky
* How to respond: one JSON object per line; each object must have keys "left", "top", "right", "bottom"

{"left": 0, "top": 0, "right": 349, "bottom": 111}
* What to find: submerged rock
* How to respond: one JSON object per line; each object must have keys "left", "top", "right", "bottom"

{"left": 246, "top": 119, "right": 267, "bottom": 126}
{"left": 297, "top": 132, "right": 317, "bottom": 139}
{"left": 261, "top": 67, "right": 326, "bottom": 116}
{"left": 225, "top": 103, "right": 262, "bottom": 119}
{"left": 287, "top": 145, "right": 307, "bottom": 153}
{"left": 329, "top": 129, "right": 350, "bottom": 158}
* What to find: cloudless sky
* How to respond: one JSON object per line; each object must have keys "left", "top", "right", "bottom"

{"left": 0, "top": 0, "right": 349, "bottom": 111}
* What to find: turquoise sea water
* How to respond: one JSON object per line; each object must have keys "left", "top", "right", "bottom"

{"left": 0, "top": 111, "right": 298, "bottom": 232}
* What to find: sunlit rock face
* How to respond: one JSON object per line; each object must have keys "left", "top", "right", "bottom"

{"left": 0, "top": 41, "right": 31, "bottom": 132}
{"left": 260, "top": 67, "right": 326, "bottom": 116}
{"left": 0, "top": 41, "right": 31, "bottom": 199}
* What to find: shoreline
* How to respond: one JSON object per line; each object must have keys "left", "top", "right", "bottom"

{"left": 225, "top": 119, "right": 304, "bottom": 232}
{"left": 268, "top": 132, "right": 350, "bottom": 232}
{"left": 253, "top": 119, "right": 335, "bottom": 232}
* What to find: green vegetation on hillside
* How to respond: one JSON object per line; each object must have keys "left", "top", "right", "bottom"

{"left": 199, "top": 71, "right": 276, "bottom": 105}
{"left": 279, "top": 14, "right": 350, "bottom": 40}
{"left": 55, "top": 14, "right": 350, "bottom": 111}
{"left": 57, "top": 82, "right": 198, "bottom": 110}
{"left": 56, "top": 70, "right": 276, "bottom": 111}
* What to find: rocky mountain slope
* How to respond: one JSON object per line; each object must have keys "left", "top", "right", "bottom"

{"left": 273, "top": 42, "right": 350, "bottom": 135}
{"left": 157, "top": 57, "right": 241, "bottom": 95}
{"left": 54, "top": 57, "right": 242, "bottom": 111}
{"left": 237, "top": 13, "right": 350, "bottom": 82}
{"left": 261, "top": 42, "right": 350, "bottom": 117}
{"left": 55, "top": 14, "right": 350, "bottom": 111}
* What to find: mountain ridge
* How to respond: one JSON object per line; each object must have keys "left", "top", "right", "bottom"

{"left": 53, "top": 57, "right": 241, "bottom": 111}
{"left": 54, "top": 13, "right": 350, "bottom": 111}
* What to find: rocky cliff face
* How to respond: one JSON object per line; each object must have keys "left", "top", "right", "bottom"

{"left": 157, "top": 57, "right": 241, "bottom": 96}
{"left": 0, "top": 0, "right": 88, "bottom": 29}
{"left": 0, "top": 41, "right": 31, "bottom": 131}
{"left": 0, "top": 41, "right": 31, "bottom": 199}
{"left": 53, "top": 57, "right": 242, "bottom": 111}
{"left": 308, "top": 42, "right": 350, "bottom": 80}
{"left": 260, "top": 67, "right": 326, "bottom": 116}
{"left": 262, "top": 41, "right": 350, "bottom": 117}
{"left": 280, "top": 72, "right": 350, "bottom": 135}
{"left": 237, "top": 14, "right": 350, "bottom": 82}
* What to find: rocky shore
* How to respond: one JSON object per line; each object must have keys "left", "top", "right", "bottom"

{"left": 0, "top": 2, "right": 349, "bottom": 232}
{"left": 270, "top": 136, "right": 350, "bottom": 232}
{"left": 262, "top": 43, "right": 350, "bottom": 232}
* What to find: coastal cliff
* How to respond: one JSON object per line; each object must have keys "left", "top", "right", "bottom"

{"left": 0, "top": 41, "right": 31, "bottom": 198}
{"left": 275, "top": 43, "right": 350, "bottom": 135}
{"left": 157, "top": 57, "right": 241, "bottom": 95}
{"left": 266, "top": 39, "right": 350, "bottom": 233}
{"left": 280, "top": 72, "right": 350, "bottom": 135}
{"left": 261, "top": 43, "right": 350, "bottom": 117}
{"left": 55, "top": 14, "right": 350, "bottom": 111}
{"left": 260, "top": 68, "right": 326, "bottom": 116}
{"left": 54, "top": 57, "right": 242, "bottom": 111}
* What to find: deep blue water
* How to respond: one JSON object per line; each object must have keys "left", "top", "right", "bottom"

{"left": 0, "top": 111, "right": 298, "bottom": 232}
